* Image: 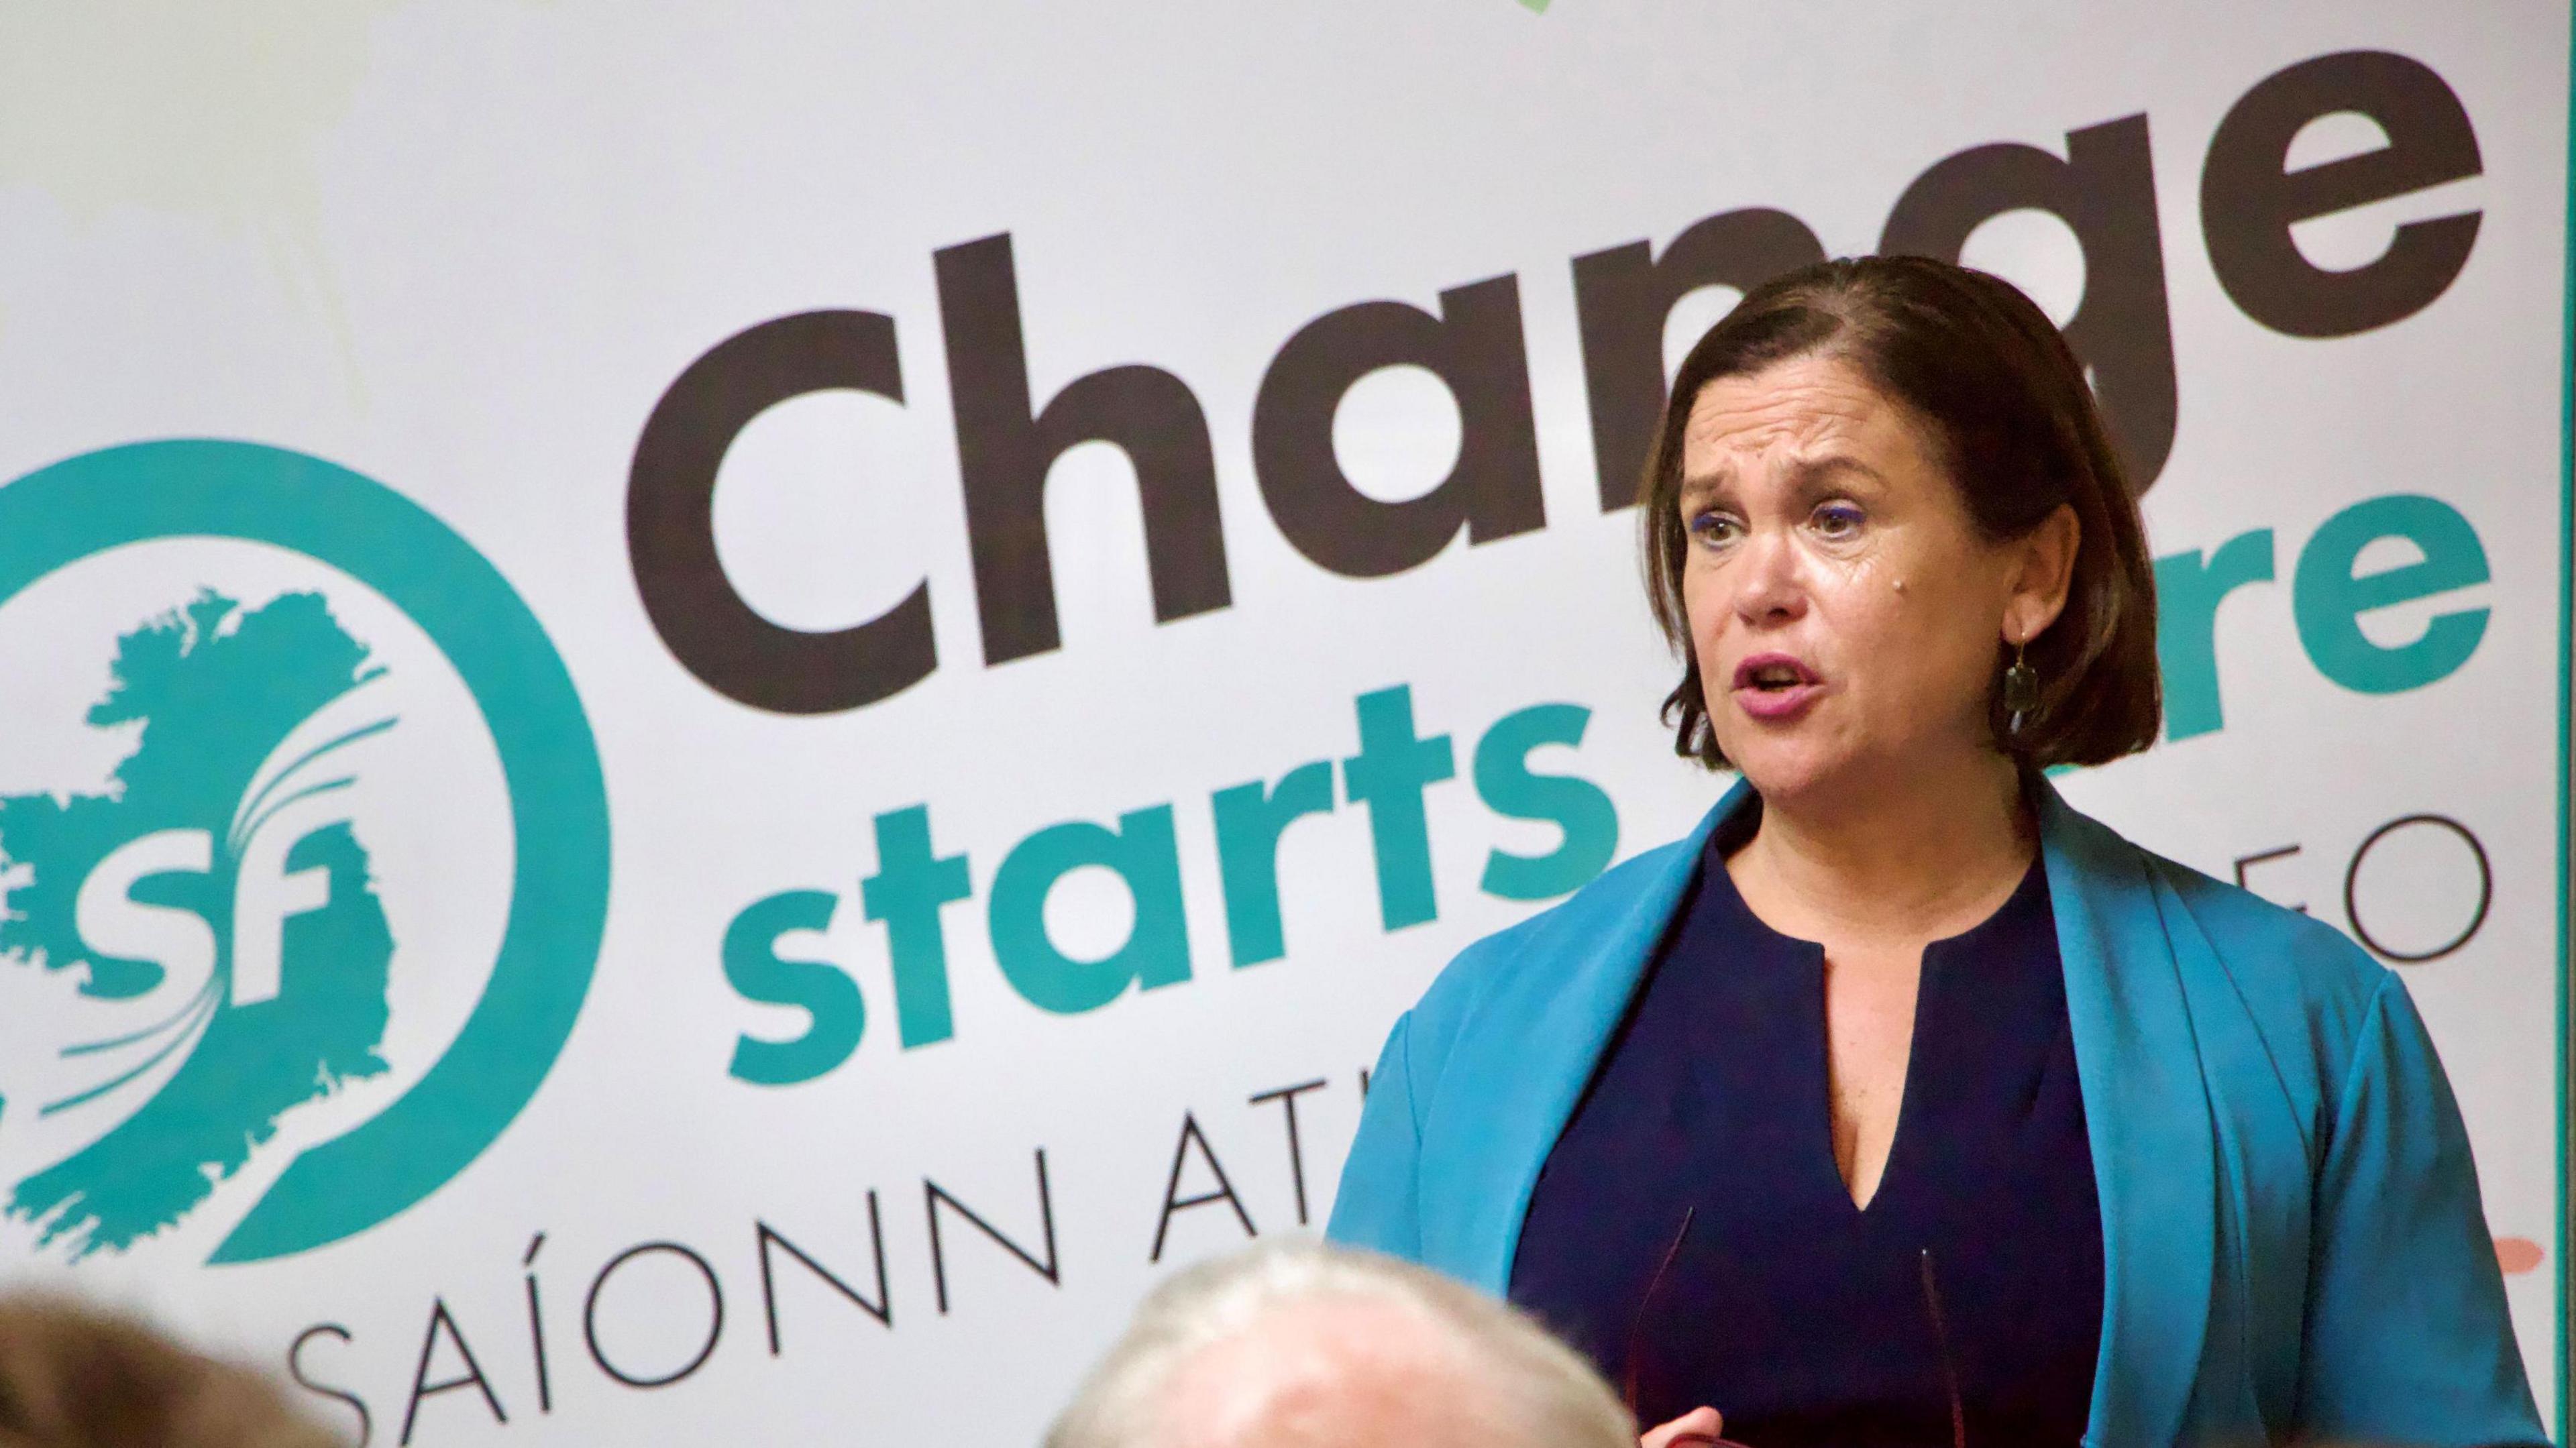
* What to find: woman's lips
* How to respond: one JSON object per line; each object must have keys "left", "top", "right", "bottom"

{"left": 1730, "top": 652, "right": 1823, "bottom": 722}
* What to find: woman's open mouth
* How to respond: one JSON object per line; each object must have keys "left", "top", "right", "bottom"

{"left": 1729, "top": 653, "right": 1824, "bottom": 722}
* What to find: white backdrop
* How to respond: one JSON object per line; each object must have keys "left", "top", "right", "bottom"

{"left": 0, "top": 3, "right": 2565, "bottom": 1445}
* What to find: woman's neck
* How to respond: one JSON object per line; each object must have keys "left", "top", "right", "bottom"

{"left": 1731, "top": 750, "right": 2035, "bottom": 949}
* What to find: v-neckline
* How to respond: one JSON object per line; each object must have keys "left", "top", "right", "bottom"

{"left": 1698, "top": 836, "right": 2048, "bottom": 1219}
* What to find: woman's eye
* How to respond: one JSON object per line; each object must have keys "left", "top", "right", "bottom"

{"left": 1688, "top": 512, "right": 1740, "bottom": 545}
{"left": 1811, "top": 504, "right": 1865, "bottom": 537}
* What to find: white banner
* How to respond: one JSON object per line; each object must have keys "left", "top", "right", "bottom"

{"left": 0, "top": 3, "right": 2565, "bottom": 1445}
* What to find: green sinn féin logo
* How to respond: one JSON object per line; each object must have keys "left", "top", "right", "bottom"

{"left": 3, "top": 590, "right": 399, "bottom": 1257}
{"left": 0, "top": 441, "right": 608, "bottom": 1266}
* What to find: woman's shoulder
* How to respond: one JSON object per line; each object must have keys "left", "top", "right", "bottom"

{"left": 2053, "top": 798, "right": 2390, "bottom": 999}
{"left": 2141, "top": 844, "right": 2392, "bottom": 1011}
{"left": 2070, "top": 810, "right": 2404, "bottom": 1095}
{"left": 1400, "top": 831, "right": 1705, "bottom": 1062}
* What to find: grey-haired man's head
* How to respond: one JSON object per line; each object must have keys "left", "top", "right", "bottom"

{"left": 1046, "top": 1240, "right": 1635, "bottom": 1448}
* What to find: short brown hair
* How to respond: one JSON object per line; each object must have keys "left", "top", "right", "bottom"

{"left": 1640, "top": 255, "right": 2162, "bottom": 770}
{"left": 0, "top": 1295, "right": 339, "bottom": 1448}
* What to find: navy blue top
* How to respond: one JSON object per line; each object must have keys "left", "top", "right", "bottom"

{"left": 1508, "top": 816, "right": 2104, "bottom": 1446}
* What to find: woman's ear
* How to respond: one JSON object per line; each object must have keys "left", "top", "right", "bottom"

{"left": 2005, "top": 503, "right": 2082, "bottom": 645}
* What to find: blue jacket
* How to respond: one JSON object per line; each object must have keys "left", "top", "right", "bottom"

{"left": 1327, "top": 779, "right": 2544, "bottom": 1447}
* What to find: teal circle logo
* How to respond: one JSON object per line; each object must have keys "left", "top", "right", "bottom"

{"left": 0, "top": 441, "right": 609, "bottom": 1264}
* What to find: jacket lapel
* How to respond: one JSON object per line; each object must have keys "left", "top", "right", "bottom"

{"left": 2039, "top": 782, "right": 2220, "bottom": 1447}
{"left": 1421, "top": 781, "right": 1744, "bottom": 1292}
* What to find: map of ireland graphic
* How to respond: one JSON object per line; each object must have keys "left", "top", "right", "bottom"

{"left": 0, "top": 590, "right": 396, "bottom": 1258}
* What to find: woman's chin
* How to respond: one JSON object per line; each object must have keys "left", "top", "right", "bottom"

{"left": 1723, "top": 739, "right": 1856, "bottom": 807}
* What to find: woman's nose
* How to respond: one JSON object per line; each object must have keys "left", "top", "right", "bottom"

{"left": 1731, "top": 527, "right": 1807, "bottom": 622}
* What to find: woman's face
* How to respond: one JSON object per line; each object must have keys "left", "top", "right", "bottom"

{"left": 1678, "top": 353, "right": 2074, "bottom": 807}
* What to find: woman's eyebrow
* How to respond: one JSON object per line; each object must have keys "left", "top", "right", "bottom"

{"left": 1677, "top": 468, "right": 1730, "bottom": 508}
{"left": 1787, "top": 454, "right": 1889, "bottom": 491}
{"left": 1680, "top": 455, "right": 1883, "bottom": 510}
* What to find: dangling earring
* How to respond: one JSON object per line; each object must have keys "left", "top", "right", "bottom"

{"left": 2003, "top": 639, "right": 2039, "bottom": 737}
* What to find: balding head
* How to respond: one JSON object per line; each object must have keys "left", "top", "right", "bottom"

{"left": 1046, "top": 1241, "right": 1634, "bottom": 1448}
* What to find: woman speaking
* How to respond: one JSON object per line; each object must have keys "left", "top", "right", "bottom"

{"left": 1325, "top": 257, "right": 2541, "bottom": 1447}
